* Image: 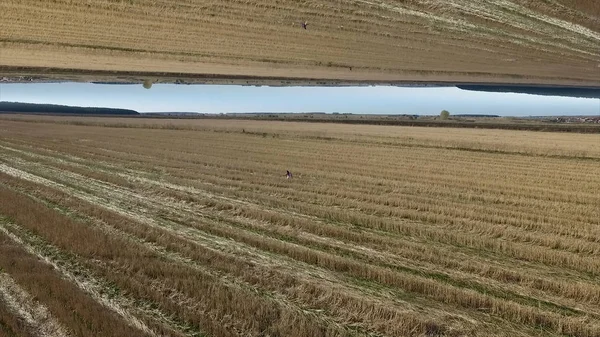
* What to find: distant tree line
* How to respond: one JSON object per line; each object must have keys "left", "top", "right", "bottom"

{"left": 456, "top": 85, "right": 600, "bottom": 99}
{"left": 0, "top": 102, "right": 139, "bottom": 115}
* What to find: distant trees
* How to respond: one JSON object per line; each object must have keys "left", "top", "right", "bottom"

{"left": 440, "top": 110, "right": 450, "bottom": 120}
{"left": 0, "top": 102, "right": 139, "bottom": 115}
{"left": 143, "top": 80, "right": 153, "bottom": 89}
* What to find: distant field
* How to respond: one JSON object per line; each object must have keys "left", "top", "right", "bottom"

{"left": 3, "top": 113, "right": 600, "bottom": 134}
{"left": 1, "top": 0, "right": 599, "bottom": 85}
{"left": 1, "top": 117, "right": 599, "bottom": 336}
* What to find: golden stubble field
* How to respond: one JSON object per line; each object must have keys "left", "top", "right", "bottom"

{"left": 1, "top": 0, "right": 599, "bottom": 85}
{"left": 0, "top": 116, "right": 599, "bottom": 337}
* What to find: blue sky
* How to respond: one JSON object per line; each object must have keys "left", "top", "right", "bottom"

{"left": 0, "top": 83, "right": 598, "bottom": 116}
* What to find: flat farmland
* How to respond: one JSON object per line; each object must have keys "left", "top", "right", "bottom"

{"left": 1, "top": 0, "right": 599, "bottom": 85}
{"left": 1, "top": 116, "right": 600, "bottom": 336}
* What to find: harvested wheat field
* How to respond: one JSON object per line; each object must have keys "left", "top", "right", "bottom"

{"left": 0, "top": 116, "right": 599, "bottom": 337}
{"left": 1, "top": 0, "right": 599, "bottom": 85}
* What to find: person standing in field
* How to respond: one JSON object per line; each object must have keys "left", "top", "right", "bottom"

{"left": 286, "top": 170, "right": 293, "bottom": 179}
